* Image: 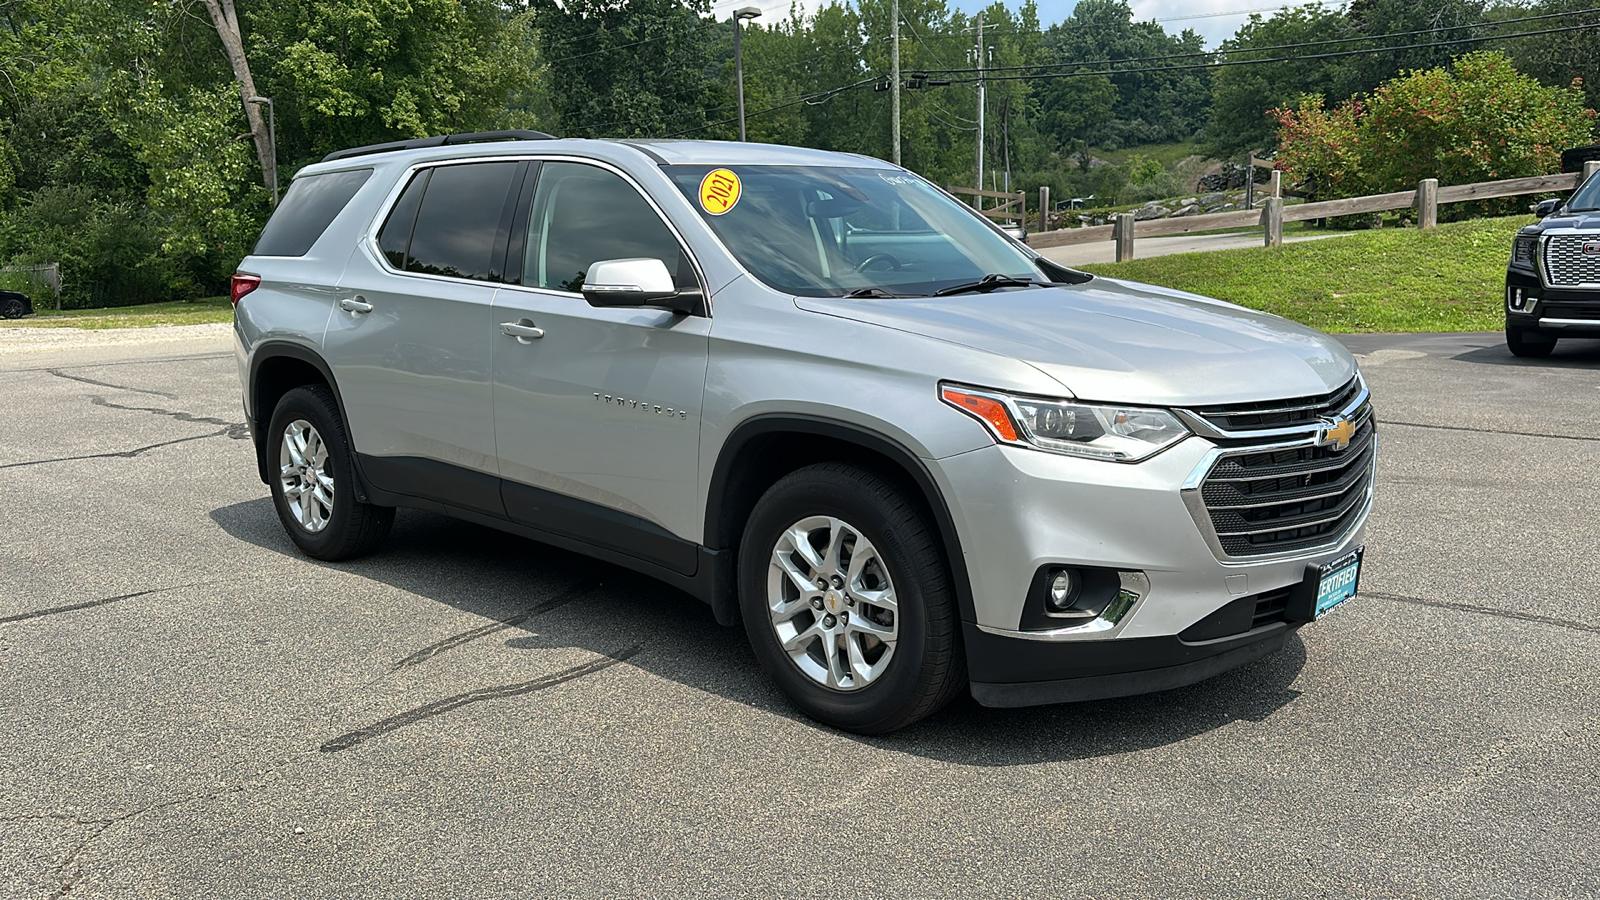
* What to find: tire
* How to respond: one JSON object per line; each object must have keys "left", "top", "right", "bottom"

{"left": 1506, "top": 326, "right": 1556, "bottom": 358}
{"left": 0, "top": 296, "right": 25, "bottom": 319}
{"left": 266, "top": 385, "right": 393, "bottom": 561}
{"left": 738, "top": 462, "right": 965, "bottom": 734}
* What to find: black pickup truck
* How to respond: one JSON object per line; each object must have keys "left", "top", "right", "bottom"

{"left": 1505, "top": 172, "right": 1600, "bottom": 357}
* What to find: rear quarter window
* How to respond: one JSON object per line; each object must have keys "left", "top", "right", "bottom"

{"left": 253, "top": 168, "right": 374, "bottom": 257}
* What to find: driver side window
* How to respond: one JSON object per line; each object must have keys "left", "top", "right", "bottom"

{"left": 523, "top": 162, "right": 694, "bottom": 293}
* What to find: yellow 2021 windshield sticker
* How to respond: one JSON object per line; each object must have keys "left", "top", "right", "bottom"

{"left": 699, "top": 169, "right": 742, "bottom": 215}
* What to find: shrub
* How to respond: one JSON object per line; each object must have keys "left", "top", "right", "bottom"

{"left": 1272, "top": 52, "right": 1597, "bottom": 219}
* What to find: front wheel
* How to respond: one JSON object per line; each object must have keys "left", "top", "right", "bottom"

{"left": 738, "top": 463, "right": 964, "bottom": 734}
{"left": 266, "top": 385, "right": 393, "bottom": 561}
{"left": 1506, "top": 326, "right": 1556, "bottom": 358}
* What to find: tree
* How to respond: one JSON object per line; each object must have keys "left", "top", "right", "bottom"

{"left": 1044, "top": 0, "right": 1211, "bottom": 148}
{"left": 533, "top": 0, "right": 722, "bottom": 139}
{"left": 1204, "top": 4, "right": 1354, "bottom": 158}
{"left": 198, "top": 0, "right": 275, "bottom": 195}
{"left": 1274, "top": 52, "right": 1597, "bottom": 217}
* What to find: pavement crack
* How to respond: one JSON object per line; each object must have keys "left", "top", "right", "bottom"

{"left": 1377, "top": 419, "right": 1600, "bottom": 443}
{"left": 89, "top": 395, "right": 248, "bottom": 438}
{"left": 321, "top": 644, "right": 644, "bottom": 754}
{"left": 1367, "top": 591, "right": 1600, "bottom": 635}
{"left": 390, "top": 576, "right": 602, "bottom": 671}
{"left": 44, "top": 785, "right": 254, "bottom": 900}
{"left": 0, "top": 812, "right": 113, "bottom": 826}
{"left": 0, "top": 580, "right": 230, "bottom": 626}
{"left": 47, "top": 368, "right": 177, "bottom": 398}
{"left": 0, "top": 427, "right": 233, "bottom": 470}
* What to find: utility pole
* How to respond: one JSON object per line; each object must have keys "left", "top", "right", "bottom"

{"left": 891, "top": 0, "right": 900, "bottom": 166}
{"left": 733, "top": 7, "right": 762, "bottom": 142}
{"left": 972, "top": 14, "right": 985, "bottom": 195}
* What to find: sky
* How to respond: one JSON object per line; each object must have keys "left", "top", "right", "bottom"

{"left": 706, "top": 0, "right": 1301, "bottom": 47}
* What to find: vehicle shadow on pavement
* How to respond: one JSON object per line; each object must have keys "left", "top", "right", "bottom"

{"left": 1451, "top": 339, "right": 1600, "bottom": 368}
{"left": 211, "top": 498, "right": 1307, "bottom": 766}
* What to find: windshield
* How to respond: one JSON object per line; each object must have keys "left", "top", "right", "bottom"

{"left": 1568, "top": 172, "right": 1600, "bottom": 211}
{"left": 666, "top": 165, "right": 1043, "bottom": 297}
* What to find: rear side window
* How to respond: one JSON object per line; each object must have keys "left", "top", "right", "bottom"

{"left": 377, "top": 170, "right": 429, "bottom": 269}
{"left": 253, "top": 169, "right": 373, "bottom": 257}
{"left": 403, "top": 161, "right": 521, "bottom": 281}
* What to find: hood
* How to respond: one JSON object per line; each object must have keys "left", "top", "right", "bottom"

{"left": 1529, "top": 210, "right": 1600, "bottom": 232}
{"left": 794, "top": 278, "right": 1356, "bottom": 407}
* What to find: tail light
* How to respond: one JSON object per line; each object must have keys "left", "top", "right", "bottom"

{"left": 230, "top": 273, "right": 262, "bottom": 307}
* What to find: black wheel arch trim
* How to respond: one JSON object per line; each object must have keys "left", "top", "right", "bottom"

{"left": 248, "top": 340, "right": 374, "bottom": 502}
{"left": 704, "top": 413, "right": 978, "bottom": 627}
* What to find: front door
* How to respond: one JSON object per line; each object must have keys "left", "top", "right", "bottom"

{"left": 491, "top": 161, "right": 710, "bottom": 574}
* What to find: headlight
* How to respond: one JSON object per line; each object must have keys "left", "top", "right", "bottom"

{"left": 1512, "top": 235, "right": 1537, "bottom": 267}
{"left": 940, "top": 384, "right": 1189, "bottom": 462}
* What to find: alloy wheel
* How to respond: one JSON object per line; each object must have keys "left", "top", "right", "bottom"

{"left": 766, "top": 515, "right": 899, "bottom": 691}
{"left": 279, "top": 419, "right": 334, "bottom": 533}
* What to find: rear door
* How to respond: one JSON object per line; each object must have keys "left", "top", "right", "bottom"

{"left": 490, "top": 160, "right": 710, "bottom": 573}
{"left": 326, "top": 159, "right": 526, "bottom": 512}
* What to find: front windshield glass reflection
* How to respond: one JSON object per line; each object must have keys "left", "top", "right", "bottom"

{"left": 667, "top": 165, "right": 1043, "bottom": 297}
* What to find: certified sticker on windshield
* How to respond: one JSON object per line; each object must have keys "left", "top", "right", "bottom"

{"left": 699, "top": 169, "right": 742, "bottom": 215}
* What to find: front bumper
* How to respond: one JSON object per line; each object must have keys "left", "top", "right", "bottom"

{"left": 1506, "top": 268, "right": 1600, "bottom": 336}
{"left": 934, "top": 432, "right": 1370, "bottom": 706}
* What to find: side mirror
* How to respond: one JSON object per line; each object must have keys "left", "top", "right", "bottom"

{"left": 581, "top": 258, "right": 699, "bottom": 315}
{"left": 1003, "top": 225, "right": 1028, "bottom": 241}
{"left": 1534, "top": 198, "right": 1563, "bottom": 218}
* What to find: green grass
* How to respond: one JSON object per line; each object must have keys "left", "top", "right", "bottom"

{"left": 1090, "top": 141, "right": 1208, "bottom": 168}
{"left": 1080, "top": 216, "right": 1527, "bottom": 333}
{"left": 1, "top": 297, "right": 234, "bottom": 329}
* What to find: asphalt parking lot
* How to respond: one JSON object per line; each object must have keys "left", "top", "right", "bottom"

{"left": 3, "top": 328, "right": 1597, "bottom": 898}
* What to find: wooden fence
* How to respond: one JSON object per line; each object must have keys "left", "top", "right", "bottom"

{"left": 1026, "top": 163, "right": 1600, "bottom": 261}
{"left": 947, "top": 186, "right": 1028, "bottom": 228}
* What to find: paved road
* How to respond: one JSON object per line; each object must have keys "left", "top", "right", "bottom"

{"left": 1039, "top": 229, "right": 1351, "bottom": 267}
{"left": 3, "top": 327, "right": 1598, "bottom": 898}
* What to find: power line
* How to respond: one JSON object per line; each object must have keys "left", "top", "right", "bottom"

{"left": 920, "top": 5, "right": 1599, "bottom": 76}
{"left": 663, "top": 77, "right": 877, "bottom": 139}
{"left": 933, "top": 19, "right": 1600, "bottom": 85}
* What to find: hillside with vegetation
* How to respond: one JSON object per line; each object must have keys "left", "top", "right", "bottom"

{"left": 0, "top": 0, "right": 1594, "bottom": 307}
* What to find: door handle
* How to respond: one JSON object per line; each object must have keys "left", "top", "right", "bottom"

{"left": 500, "top": 320, "right": 545, "bottom": 341}
{"left": 340, "top": 297, "right": 373, "bottom": 314}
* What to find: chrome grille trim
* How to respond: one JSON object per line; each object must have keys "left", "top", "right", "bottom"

{"left": 1543, "top": 234, "right": 1600, "bottom": 288}
{"left": 1181, "top": 415, "right": 1376, "bottom": 562}
{"left": 1176, "top": 374, "right": 1368, "bottom": 442}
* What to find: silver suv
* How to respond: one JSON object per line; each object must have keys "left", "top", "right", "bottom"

{"left": 234, "top": 132, "right": 1374, "bottom": 733}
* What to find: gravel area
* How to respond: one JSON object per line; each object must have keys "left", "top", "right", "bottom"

{"left": 0, "top": 322, "right": 233, "bottom": 354}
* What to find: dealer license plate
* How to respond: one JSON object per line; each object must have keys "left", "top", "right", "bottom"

{"left": 1314, "top": 547, "right": 1362, "bottom": 619}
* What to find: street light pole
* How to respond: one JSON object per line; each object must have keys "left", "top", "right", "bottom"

{"left": 733, "top": 7, "right": 762, "bottom": 142}
{"left": 246, "top": 95, "right": 278, "bottom": 207}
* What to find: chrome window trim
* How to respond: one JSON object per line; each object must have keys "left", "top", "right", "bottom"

{"left": 1180, "top": 430, "right": 1377, "bottom": 566}
{"left": 361, "top": 154, "right": 712, "bottom": 312}
{"left": 1173, "top": 374, "right": 1370, "bottom": 442}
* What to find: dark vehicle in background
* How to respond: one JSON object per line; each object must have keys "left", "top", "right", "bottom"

{"left": 0, "top": 290, "right": 32, "bottom": 319}
{"left": 1505, "top": 171, "right": 1600, "bottom": 357}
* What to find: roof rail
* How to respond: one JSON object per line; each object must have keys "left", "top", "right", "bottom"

{"left": 321, "top": 130, "right": 558, "bottom": 163}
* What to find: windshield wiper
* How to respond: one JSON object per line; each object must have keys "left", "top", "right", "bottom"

{"left": 932, "top": 274, "right": 1038, "bottom": 296}
{"left": 842, "top": 287, "right": 903, "bottom": 298}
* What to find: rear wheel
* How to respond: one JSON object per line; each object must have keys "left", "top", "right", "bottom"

{"left": 267, "top": 385, "right": 393, "bottom": 560}
{"left": 1506, "top": 326, "right": 1556, "bottom": 358}
{"left": 0, "top": 295, "right": 26, "bottom": 319}
{"left": 739, "top": 463, "right": 964, "bottom": 734}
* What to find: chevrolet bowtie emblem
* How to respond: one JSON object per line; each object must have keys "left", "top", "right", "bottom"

{"left": 1317, "top": 416, "right": 1356, "bottom": 452}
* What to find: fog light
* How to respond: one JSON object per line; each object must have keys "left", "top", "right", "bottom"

{"left": 1045, "top": 568, "right": 1078, "bottom": 612}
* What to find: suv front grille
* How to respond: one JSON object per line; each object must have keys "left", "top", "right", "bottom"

{"left": 1543, "top": 235, "right": 1600, "bottom": 287}
{"left": 1187, "top": 376, "right": 1363, "bottom": 431}
{"left": 1191, "top": 401, "right": 1375, "bottom": 558}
